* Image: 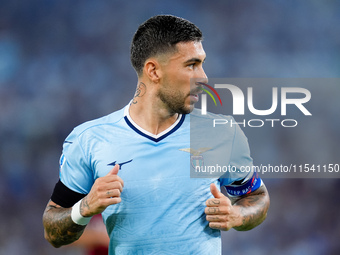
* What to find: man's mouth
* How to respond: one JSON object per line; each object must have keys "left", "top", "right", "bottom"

{"left": 189, "top": 87, "right": 203, "bottom": 103}
{"left": 189, "top": 93, "right": 200, "bottom": 103}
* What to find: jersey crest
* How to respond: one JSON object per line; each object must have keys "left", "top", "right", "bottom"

{"left": 179, "top": 147, "right": 212, "bottom": 168}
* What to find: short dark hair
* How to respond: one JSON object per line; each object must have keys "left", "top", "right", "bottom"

{"left": 130, "top": 15, "right": 203, "bottom": 76}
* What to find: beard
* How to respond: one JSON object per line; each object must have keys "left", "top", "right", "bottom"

{"left": 157, "top": 86, "right": 194, "bottom": 115}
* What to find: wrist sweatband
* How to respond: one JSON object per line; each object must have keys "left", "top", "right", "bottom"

{"left": 71, "top": 199, "right": 92, "bottom": 226}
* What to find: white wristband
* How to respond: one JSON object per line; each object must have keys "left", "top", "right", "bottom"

{"left": 71, "top": 199, "right": 92, "bottom": 226}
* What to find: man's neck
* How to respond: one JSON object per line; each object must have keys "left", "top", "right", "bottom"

{"left": 129, "top": 82, "right": 179, "bottom": 135}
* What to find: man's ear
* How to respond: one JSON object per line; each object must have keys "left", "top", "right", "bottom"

{"left": 143, "top": 58, "right": 162, "bottom": 83}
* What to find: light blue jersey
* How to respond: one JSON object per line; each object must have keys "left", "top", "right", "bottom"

{"left": 59, "top": 104, "right": 262, "bottom": 255}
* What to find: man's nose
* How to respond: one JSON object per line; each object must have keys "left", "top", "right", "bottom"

{"left": 195, "top": 68, "right": 208, "bottom": 85}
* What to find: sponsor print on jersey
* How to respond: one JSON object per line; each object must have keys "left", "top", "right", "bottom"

{"left": 107, "top": 159, "right": 133, "bottom": 170}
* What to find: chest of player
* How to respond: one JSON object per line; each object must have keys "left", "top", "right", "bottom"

{"left": 91, "top": 137, "right": 189, "bottom": 178}
{"left": 91, "top": 137, "right": 215, "bottom": 209}
{"left": 91, "top": 136, "right": 234, "bottom": 182}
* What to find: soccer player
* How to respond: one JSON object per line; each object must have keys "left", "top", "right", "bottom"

{"left": 43, "top": 15, "right": 270, "bottom": 254}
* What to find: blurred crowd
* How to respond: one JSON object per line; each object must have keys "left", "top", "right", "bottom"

{"left": 0, "top": 1, "right": 339, "bottom": 254}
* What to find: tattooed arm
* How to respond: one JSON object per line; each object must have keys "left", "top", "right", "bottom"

{"left": 205, "top": 183, "right": 270, "bottom": 231}
{"left": 43, "top": 165, "right": 124, "bottom": 247}
{"left": 230, "top": 184, "right": 270, "bottom": 231}
{"left": 43, "top": 200, "right": 86, "bottom": 248}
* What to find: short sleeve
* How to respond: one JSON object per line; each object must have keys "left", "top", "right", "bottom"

{"left": 219, "top": 119, "right": 263, "bottom": 196}
{"left": 59, "top": 129, "right": 94, "bottom": 194}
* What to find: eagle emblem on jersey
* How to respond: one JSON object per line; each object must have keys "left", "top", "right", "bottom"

{"left": 179, "top": 147, "right": 212, "bottom": 169}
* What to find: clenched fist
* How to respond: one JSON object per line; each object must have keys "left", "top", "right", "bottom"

{"left": 205, "top": 183, "right": 242, "bottom": 231}
{"left": 80, "top": 164, "right": 124, "bottom": 217}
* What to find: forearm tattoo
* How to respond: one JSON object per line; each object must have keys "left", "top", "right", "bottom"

{"left": 232, "top": 186, "right": 270, "bottom": 231}
{"left": 80, "top": 196, "right": 90, "bottom": 216}
{"left": 132, "top": 82, "right": 146, "bottom": 104}
{"left": 43, "top": 202, "right": 86, "bottom": 247}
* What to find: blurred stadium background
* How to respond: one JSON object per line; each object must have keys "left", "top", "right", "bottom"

{"left": 0, "top": 0, "right": 339, "bottom": 254}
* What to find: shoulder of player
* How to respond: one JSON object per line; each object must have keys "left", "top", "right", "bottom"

{"left": 69, "top": 107, "right": 125, "bottom": 139}
{"left": 190, "top": 108, "right": 244, "bottom": 138}
{"left": 190, "top": 108, "right": 236, "bottom": 130}
{"left": 190, "top": 108, "right": 234, "bottom": 121}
